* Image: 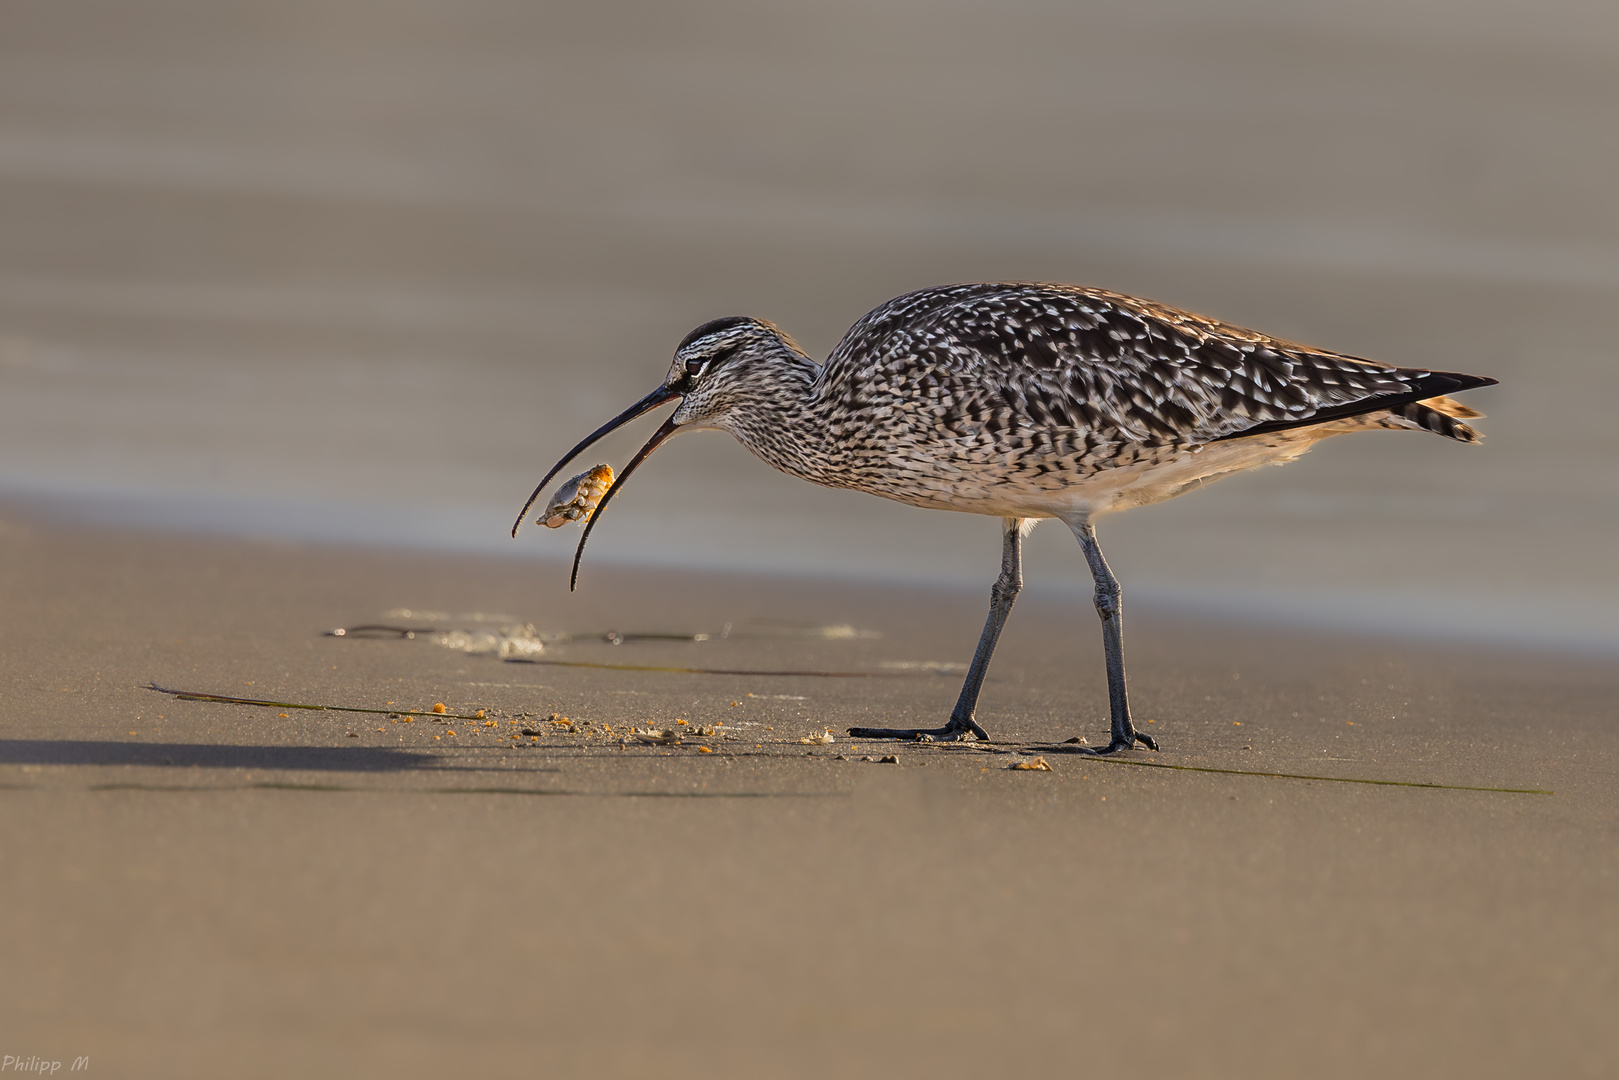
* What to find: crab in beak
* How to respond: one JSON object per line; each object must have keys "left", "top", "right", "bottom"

{"left": 510, "top": 384, "right": 682, "bottom": 590}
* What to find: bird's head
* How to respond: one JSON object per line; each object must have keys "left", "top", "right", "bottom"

{"left": 512, "top": 316, "right": 811, "bottom": 588}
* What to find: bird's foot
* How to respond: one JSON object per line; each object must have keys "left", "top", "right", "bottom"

{"left": 1058, "top": 728, "right": 1158, "bottom": 755}
{"left": 847, "top": 716, "right": 989, "bottom": 743}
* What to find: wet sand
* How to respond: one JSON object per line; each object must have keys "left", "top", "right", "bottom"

{"left": 1, "top": 499, "right": 1614, "bottom": 1078}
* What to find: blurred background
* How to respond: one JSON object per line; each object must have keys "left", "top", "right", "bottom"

{"left": 1, "top": 0, "right": 1615, "bottom": 650}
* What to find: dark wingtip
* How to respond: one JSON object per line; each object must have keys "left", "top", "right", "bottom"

{"left": 1217, "top": 368, "right": 1499, "bottom": 443}
{"left": 1431, "top": 372, "right": 1499, "bottom": 394}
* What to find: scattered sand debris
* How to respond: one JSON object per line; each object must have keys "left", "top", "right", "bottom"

{"left": 1063, "top": 736, "right": 1089, "bottom": 746}
{"left": 799, "top": 729, "right": 835, "bottom": 745}
{"left": 542, "top": 464, "right": 614, "bottom": 528}
{"left": 345, "top": 732, "right": 359, "bottom": 738}
{"left": 860, "top": 755, "right": 899, "bottom": 764}
{"left": 431, "top": 703, "right": 447, "bottom": 714}
{"left": 482, "top": 720, "right": 497, "bottom": 728}
{"left": 878, "top": 660, "right": 969, "bottom": 673}
{"left": 1010, "top": 757, "right": 1053, "bottom": 771}
{"left": 634, "top": 727, "right": 681, "bottom": 745}
{"left": 691, "top": 724, "right": 718, "bottom": 737}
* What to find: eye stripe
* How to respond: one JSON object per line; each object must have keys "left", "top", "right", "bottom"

{"left": 686, "top": 342, "right": 741, "bottom": 377}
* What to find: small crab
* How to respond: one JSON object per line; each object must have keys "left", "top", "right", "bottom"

{"left": 540, "top": 465, "right": 615, "bottom": 529}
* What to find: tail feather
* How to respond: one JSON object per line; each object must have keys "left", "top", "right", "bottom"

{"left": 1392, "top": 398, "right": 1484, "bottom": 443}
{"left": 1418, "top": 394, "right": 1485, "bottom": 420}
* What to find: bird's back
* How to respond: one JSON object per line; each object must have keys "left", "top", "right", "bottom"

{"left": 797, "top": 282, "right": 1492, "bottom": 517}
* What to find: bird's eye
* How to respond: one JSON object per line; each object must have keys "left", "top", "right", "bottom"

{"left": 686, "top": 343, "right": 741, "bottom": 380}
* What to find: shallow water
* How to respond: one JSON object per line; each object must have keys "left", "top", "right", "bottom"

{"left": 2, "top": 0, "right": 1617, "bottom": 650}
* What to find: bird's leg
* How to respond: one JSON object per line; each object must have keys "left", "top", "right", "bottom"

{"left": 848, "top": 518, "right": 1029, "bottom": 743}
{"left": 1066, "top": 521, "right": 1157, "bottom": 754}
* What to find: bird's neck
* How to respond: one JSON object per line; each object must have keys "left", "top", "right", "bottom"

{"left": 718, "top": 348, "right": 832, "bottom": 484}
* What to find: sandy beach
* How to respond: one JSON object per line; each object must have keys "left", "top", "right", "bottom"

{"left": 3, "top": 2, "right": 1617, "bottom": 1075}
{"left": 2, "top": 499, "right": 1613, "bottom": 1078}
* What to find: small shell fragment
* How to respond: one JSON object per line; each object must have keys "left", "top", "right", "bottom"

{"left": 634, "top": 728, "right": 681, "bottom": 745}
{"left": 541, "top": 465, "right": 615, "bottom": 528}
{"left": 798, "top": 728, "right": 835, "bottom": 745}
{"left": 1010, "top": 756, "right": 1053, "bottom": 771}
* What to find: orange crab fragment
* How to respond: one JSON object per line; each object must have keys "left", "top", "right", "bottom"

{"left": 542, "top": 465, "right": 615, "bottom": 528}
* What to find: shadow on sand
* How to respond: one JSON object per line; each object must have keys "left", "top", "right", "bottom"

{"left": 0, "top": 739, "right": 436, "bottom": 773}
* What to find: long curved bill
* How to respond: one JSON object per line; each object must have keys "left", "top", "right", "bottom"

{"left": 565, "top": 414, "right": 680, "bottom": 590}
{"left": 511, "top": 384, "right": 679, "bottom": 539}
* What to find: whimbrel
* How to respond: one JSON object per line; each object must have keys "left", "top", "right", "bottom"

{"left": 513, "top": 282, "right": 1496, "bottom": 754}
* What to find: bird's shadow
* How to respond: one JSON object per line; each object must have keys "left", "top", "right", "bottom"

{"left": 0, "top": 738, "right": 438, "bottom": 773}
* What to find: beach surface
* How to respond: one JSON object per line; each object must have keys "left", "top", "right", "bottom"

{"left": 2, "top": 500, "right": 1613, "bottom": 1078}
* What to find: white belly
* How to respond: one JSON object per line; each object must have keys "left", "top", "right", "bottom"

{"left": 859, "top": 430, "right": 1326, "bottom": 523}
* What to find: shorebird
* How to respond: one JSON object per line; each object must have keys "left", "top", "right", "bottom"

{"left": 513, "top": 282, "right": 1496, "bottom": 754}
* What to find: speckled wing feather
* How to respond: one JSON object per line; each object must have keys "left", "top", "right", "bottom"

{"left": 818, "top": 282, "right": 1489, "bottom": 449}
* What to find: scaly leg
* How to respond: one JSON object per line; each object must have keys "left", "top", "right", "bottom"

{"left": 1065, "top": 520, "right": 1157, "bottom": 755}
{"left": 848, "top": 518, "right": 1031, "bottom": 742}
